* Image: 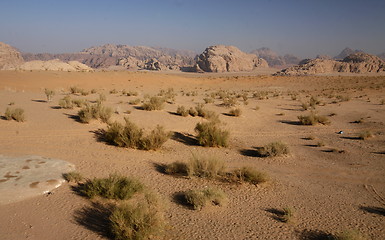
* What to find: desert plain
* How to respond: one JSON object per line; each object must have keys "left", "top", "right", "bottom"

{"left": 0, "top": 70, "right": 384, "bottom": 240}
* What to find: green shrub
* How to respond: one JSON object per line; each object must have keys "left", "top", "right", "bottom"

{"left": 231, "top": 166, "right": 268, "bottom": 185}
{"left": 58, "top": 95, "right": 74, "bottom": 109}
{"left": 109, "top": 193, "right": 165, "bottom": 240}
{"left": 103, "top": 118, "right": 170, "bottom": 150}
{"left": 142, "top": 96, "right": 165, "bottom": 111}
{"left": 4, "top": 107, "right": 25, "bottom": 122}
{"left": 194, "top": 121, "right": 229, "bottom": 147}
{"left": 228, "top": 108, "right": 242, "bottom": 117}
{"left": 298, "top": 112, "right": 330, "bottom": 125}
{"left": 176, "top": 106, "right": 189, "bottom": 117}
{"left": 79, "top": 174, "right": 144, "bottom": 200}
{"left": 44, "top": 88, "right": 55, "bottom": 102}
{"left": 183, "top": 188, "right": 227, "bottom": 210}
{"left": 257, "top": 141, "right": 289, "bottom": 157}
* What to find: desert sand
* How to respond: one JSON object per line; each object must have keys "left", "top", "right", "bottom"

{"left": 0, "top": 70, "right": 384, "bottom": 239}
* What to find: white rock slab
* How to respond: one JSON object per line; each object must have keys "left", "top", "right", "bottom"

{"left": 0, "top": 155, "right": 75, "bottom": 205}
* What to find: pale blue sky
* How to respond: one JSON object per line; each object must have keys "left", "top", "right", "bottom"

{"left": 1, "top": 0, "right": 384, "bottom": 58}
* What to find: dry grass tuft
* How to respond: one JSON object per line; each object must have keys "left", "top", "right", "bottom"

{"left": 257, "top": 141, "right": 289, "bottom": 157}
{"left": 358, "top": 130, "right": 373, "bottom": 140}
{"left": 142, "top": 96, "right": 165, "bottom": 111}
{"left": 334, "top": 229, "right": 367, "bottom": 240}
{"left": 78, "top": 103, "right": 112, "bottom": 123}
{"left": 109, "top": 192, "right": 165, "bottom": 240}
{"left": 44, "top": 88, "right": 55, "bottom": 102}
{"left": 194, "top": 121, "right": 229, "bottom": 147}
{"left": 176, "top": 106, "right": 189, "bottom": 117}
{"left": 79, "top": 174, "right": 144, "bottom": 200}
{"left": 4, "top": 107, "right": 25, "bottom": 122}
{"left": 228, "top": 108, "right": 242, "bottom": 117}
{"left": 103, "top": 118, "right": 171, "bottom": 150}
{"left": 231, "top": 166, "right": 268, "bottom": 185}
{"left": 298, "top": 112, "right": 330, "bottom": 125}
{"left": 63, "top": 171, "right": 83, "bottom": 183}
{"left": 183, "top": 188, "right": 227, "bottom": 210}
{"left": 187, "top": 154, "right": 225, "bottom": 178}
{"left": 59, "top": 95, "right": 74, "bottom": 109}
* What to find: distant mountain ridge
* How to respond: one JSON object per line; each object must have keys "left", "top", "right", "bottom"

{"left": 250, "top": 47, "right": 300, "bottom": 67}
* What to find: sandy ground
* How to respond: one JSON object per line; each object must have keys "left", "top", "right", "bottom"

{"left": 0, "top": 70, "right": 384, "bottom": 240}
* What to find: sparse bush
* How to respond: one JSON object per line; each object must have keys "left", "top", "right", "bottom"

{"left": 222, "top": 96, "right": 237, "bottom": 107}
{"left": 164, "top": 161, "right": 188, "bottom": 176}
{"left": 80, "top": 89, "right": 89, "bottom": 96}
{"left": 189, "top": 107, "right": 198, "bottom": 117}
{"left": 129, "top": 98, "right": 141, "bottom": 105}
{"left": 69, "top": 86, "right": 82, "bottom": 94}
{"left": 281, "top": 207, "right": 295, "bottom": 223}
{"left": 142, "top": 96, "right": 165, "bottom": 111}
{"left": 109, "top": 89, "right": 118, "bottom": 94}
{"left": 44, "top": 88, "right": 55, "bottom": 102}
{"left": 195, "top": 121, "right": 229, "bottom": 147}
{"left": 187, "top": 154, "right": 225, "bottom": 178}
{"left": 257, "top": 141, "right": 289, "bottom": 157}
{"left": 301, "top": 102, "right": 309, "bottom": 110}
{"left": 72, "top": 99, "right": 86, "bottom": 108}
{"left": 90, "top": 89, "right": 97, "bottom": 94}
{"left": 79, "top": 174, "right": 144, "bottom": 200}
{"left": 255, "top": 105, "right": 260, "bottom": 111}
{"left": 78, "top": 103, "right": 112, "bottom": 123}
{"left": 158, "top": 88, "right": 176, "bottom": 103}
{"left": 63, "top": 171, "right": 83, "bottom": 183}
{"left": 98, "top": 93, "right": 107, "bottom": 102}
{"left": 4, "top": 107, "right": 25, "bottom": 122}
{"left": 183, "top": 188, "right": 227, "bottom": 210}
{"left": 309, "top": 96, "right": 321, "bottom": 108}
{"left": 317, "top": 141, "right": 325, "bottom": 147}
{"left": 109, "top": 193, "right": 165, "bottom": 240}
{"left": 176, "top": 106, "right": 189, "bottom": 117}
{"left": 380, "top": 99, "right": 385, "bottom": 105}
{"left": 358, "top": 130, "right": 373, "bottom": 140}
{"left": 298, "top": 112, "right": 330, "bottom": 125}
{"left": 103, "top": 118, "right": 171, "bottom": 150}
{"left": 228, "top": 108, "right": 242, "bottom": 117}
{"left": 58, "top": 95, "right": 74, "bottom": 109}
{"left": 203, "top": 97, "right": 214, "bottom": 104}
{"left": 253, "top": 91, "right": 269, "bottom": 100}
{"left": 231, "top": 166, "right": 268, "bottom": 185}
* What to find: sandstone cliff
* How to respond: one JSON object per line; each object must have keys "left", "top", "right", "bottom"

{"left": 0, "top": 42, "right": 24, "bottom": 70}
{"left": 196, "top": 45, "right": 268, "bottom": 72}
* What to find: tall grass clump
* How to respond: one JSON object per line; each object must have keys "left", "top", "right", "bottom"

{"left": 141, "top": 96, "right": 165, "bottom": 111}
{"left": 109, "top": 193, "right": 165, "bottom": 240}
{"left": 183, "top": 188, "right": 227, "bottom": 210}
{"left": 257, "top": 141, "right": 289, "bottom": 157}
{"left": 103, "top": 118, "right": 171, "bottom": 150}
{"left": 195, "top": 121, "right": 229, "bottom": 147}
{"left": 79, "top": 174, "right": 144, "bottom": 200}
{"left": 298, "top": 112, "right": 330, "bottom": 125}
{"left": 63, "top": 171, "right": 83, "bottom": 183}
{"left": 4, "top": 107, "right": 25, "bottom": 122}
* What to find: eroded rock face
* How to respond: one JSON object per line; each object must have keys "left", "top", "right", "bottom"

{"left": 276, "top": 53, "right": 385, "bottom": 75}
{"left": 12, "top": 59, "right": 93, "bottom": 72}
{"left": 0, "top": 42, "right": 24, "bottom": 70}
{"left": 196, "top": 45, "right": 268, "bottom": 72}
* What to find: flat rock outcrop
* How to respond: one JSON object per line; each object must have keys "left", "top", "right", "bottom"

{"left": 196, "top": 45, "right": 268, "bottom": 72}
{"left": 276, "top": 53, "right": 385, "bottom": 75}
{"left": 10, "top": 59, "right": 93, "bottom": 72}
{"left": 0, "top": 42, "right": 24, "bottom": 70}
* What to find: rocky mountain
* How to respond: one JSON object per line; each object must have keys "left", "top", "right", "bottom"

{"left": 378, "top": 52, "right": 385, "bottom": 61}
{"left": 0, "top": 42, "right": 24, "bottom": 70}
{"left": 23, "top": 44, "right": 196, "bottom": 70}
{"left": 276, "top": 52, "right": 385, "bottom": 75}
{"left": 196, "top": 45, "right": 268, "bottom": 72}
{"left": 15, "top": 60, "right": 92, "bottom": 72}
{"left": 250, "top": 47, "right": 300, "bottom": 67}
{"left": 333, "top": 47, "right": 364, "bottom": 60}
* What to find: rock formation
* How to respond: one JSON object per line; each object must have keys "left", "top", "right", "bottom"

{"left": 11, "top": 59, "right": 92, "bottom": 72}
{"left": 0, "top": 42, "right": 24, "bottom": 70}
{"left": 250, "top": 47, "right": 300, "bottom": 67}
{"left": 276, "top": 53, "right": 385, "bottom": 75}
{"left": 196, "top": 45, "right": 268, "bottom": 72}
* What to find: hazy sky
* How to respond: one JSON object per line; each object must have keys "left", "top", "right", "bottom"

{"left": 1, "top": 0, "right": 384, "bottom": 58}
